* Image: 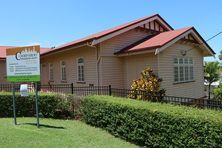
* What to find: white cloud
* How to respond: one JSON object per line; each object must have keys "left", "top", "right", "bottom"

{"left": 24, "top": 43, "right": 41, "bottom": 46}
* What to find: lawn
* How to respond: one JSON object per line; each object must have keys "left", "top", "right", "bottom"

{"left": 0, "top": 118, "right": 136, "bottom": 148}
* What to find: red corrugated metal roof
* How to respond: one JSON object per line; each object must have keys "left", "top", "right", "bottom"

{"left": 116, "top": 27, "right": 193, "bottom": 54}
{"left": 42, "top": 14, "right": 173, "bottom": 56}
{"left": 0, "top": 46, "right": 51, "bottom": 59}
{"left": 0, "top": 46, "right": 12, "bottom": 59}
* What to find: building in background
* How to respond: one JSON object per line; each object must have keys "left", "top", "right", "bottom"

{"left": 0, "top": 14, "right": 215, "bottom": 98}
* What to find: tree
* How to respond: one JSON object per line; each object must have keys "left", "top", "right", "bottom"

{"left": 218, "top": 50, "right": 222, "bottom": 61}
{"left": 130, "top": 67, "right": 165, "bottom": 101}
{"left": 212, "top": 83, "right": 222, "bottom": 100}
{"left": 204, "top": 61, "right": 220, "bottom": 99}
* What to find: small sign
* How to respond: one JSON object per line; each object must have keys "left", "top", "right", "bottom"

{"left": 20, "top": 84, "right": 28, "bottom": 97}
{"left": 6, "top": 45, "right": 40, "bottom": 82}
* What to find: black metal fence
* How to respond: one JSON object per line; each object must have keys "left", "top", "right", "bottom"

{"left": 1, "top": 83, "right": 222, "bottom": 110}
{"left": 0, "top": 83, "right": 111, "bottom": 96}
{"left": 162, "top": 96, "right": 222, "bottom": 110}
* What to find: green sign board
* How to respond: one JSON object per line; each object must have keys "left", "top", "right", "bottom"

{"left": 6, "top": 45, "right": 40, "bottom": 82}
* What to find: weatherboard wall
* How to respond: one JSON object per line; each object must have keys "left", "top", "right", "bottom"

{"left": 99, "top": 28, "right": 151, "bottom": 88}
{"left": 123, "top": 53, "right": 158, "bottom": 89}
{"left": 0, "top": 60, "right": 7, "bottom": 83}
{"left": 158, "top": 42, "right": 205, "bottom": 99}
{"left": 40, "top": 46, "right": 97, "bottom": 86}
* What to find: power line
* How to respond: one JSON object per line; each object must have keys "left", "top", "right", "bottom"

{"left": 206, "top": 31, "right": 222, "bottom": 42}
{"left": 186, "top": 31, "right": 221, "bottom": 55}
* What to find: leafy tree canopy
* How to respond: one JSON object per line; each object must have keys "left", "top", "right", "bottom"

{"left": 204, "top": 61, "right": 220, "bottom": 84}
{"left": 204, "top": 61, "right": 221, "bottom": 99}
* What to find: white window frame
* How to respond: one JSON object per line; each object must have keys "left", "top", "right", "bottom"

{"left": 77, "top": 58, "right": 84, "bottom": 82}
{"left": 174, "top": 57, "right": 194, "bottom": 83}
{"left": 60, "top": 61, "right": 67, "bottom": 81}
{"left": 49, "top": 63, "right": 54, "bottom": 81}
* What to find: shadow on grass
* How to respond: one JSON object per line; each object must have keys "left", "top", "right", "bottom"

{"left": 18, "top": 123, "right": 65, "bottom": 129}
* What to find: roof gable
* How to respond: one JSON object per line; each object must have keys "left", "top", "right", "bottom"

{"left": 115, "top": 27, "right": 192, "bottom": 54}
{"left": 155, "top": 27, "right": 215, "bottom": 56}
{"left": 115, "top": 27, "right": 215, "bottom": 56}
{"left": 42, "top": 14, "right": 173, "bottom": 56}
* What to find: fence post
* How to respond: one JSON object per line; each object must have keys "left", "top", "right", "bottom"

{"left": 71, "top": 83, "right": 74, "bottom": 94}
{"left": 108, "top": 85, "right": 112, "bottom": 96}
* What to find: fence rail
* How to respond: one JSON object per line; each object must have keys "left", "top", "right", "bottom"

{"left": 1, "top": 83, "right": 222, "bottom": 110}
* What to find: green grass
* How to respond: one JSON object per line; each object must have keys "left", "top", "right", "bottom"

{"left": 0, "top": 118, "right": 136, "bottom": 148}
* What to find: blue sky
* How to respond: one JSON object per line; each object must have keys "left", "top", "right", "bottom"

{"left": 0, "top": 0, "right": 221, "bottom": 61}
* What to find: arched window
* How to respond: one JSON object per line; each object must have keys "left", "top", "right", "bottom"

{"left": 60, "top": 61, "right": 66, "bottom": 81}
{"left": 77, "top": 58, "right": 84, "bottom": 81}
{"left": 49, "top": 63, "right": 54, "bottom": 81}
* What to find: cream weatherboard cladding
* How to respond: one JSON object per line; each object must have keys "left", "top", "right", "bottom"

{"left": 0, "top": 61, "right": 7, "bottom": 83}
{"left": 100, "top": 57, "right": 124, "bottom": 88}
{"left": 123, "top": 54, "right": 158, "bottom": 89}
{"left": 158, "top": 42, "right": 205, "bottom": 99}
{"left": 100, "top": 29, "right": 150, "bottom": 56}
{"left": 40, "top": 46, "right": 97, "bottom": 86}
{"left": 40, "top": 63, "right": 48, "bottom": 84}
{"left": 99, "top": 28, "right": 151, "bottom": 88}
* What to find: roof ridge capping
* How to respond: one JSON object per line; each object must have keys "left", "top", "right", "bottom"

{"left": 42, "top": 14, "right": 174, "bottom": 56}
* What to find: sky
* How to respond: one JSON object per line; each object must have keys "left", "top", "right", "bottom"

{"left": 0, "top": 0, "right": 221, "bottom": 61}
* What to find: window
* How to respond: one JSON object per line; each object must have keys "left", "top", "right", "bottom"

{"left": 77, "top": 58, "right": 84, "bottom": 81}
{"left": 60, "top": 61, "right": 66, "bottom": 81}
{"left": 49, "top": 63, "right": 54, "bottom": 81}
{"left": 174, "top": 57, "right": 193, "bottom": 83}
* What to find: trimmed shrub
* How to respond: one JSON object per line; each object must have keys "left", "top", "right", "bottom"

{"left": 82, "top": 95, "right": 222, "bottom": 147}
{"left": 0, "top": 92, "right": 74, "bottom": 118}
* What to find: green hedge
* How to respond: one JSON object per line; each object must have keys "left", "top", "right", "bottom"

{"left": 0, "top": 92, "right": 73, "bottom": 118}
{"left": 82, "top": 95, "right": 222, "bottom": 147}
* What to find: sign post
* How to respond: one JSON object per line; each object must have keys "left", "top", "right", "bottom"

{"left": 35, "top": 82, "right": 39, "bottom": 128}
{"left": 6, "top": 45, "right": 40, "bottom": 128}
{"left": 12, "top": 83, "right": 17, "bottom": 125}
